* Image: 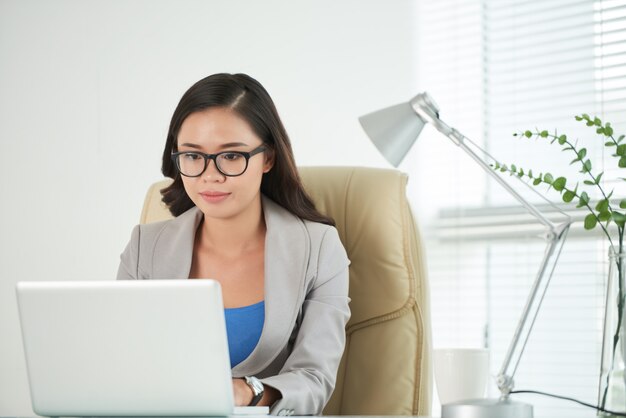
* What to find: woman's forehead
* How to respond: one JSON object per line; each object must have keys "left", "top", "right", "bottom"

{"left": 177, "top": 108, "right": 260, "bottom": 148}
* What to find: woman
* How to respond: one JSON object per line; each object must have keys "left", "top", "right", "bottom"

{"left": 117, "top": 73, "right": 350, "bottom": 415}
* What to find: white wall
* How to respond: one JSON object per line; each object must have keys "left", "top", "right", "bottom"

{"left": 0, "top": 0, "right": 417, "bottom": 414}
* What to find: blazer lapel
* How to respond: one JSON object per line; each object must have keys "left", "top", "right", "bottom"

{"left": 151, "top": 207, "right": 203, "bottom": 279}
{"left": 233, "top": 195, "right": 309, "bottom": 376}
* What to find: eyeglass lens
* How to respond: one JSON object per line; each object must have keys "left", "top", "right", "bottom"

{"left": 176, "top": 152, "right": 248, "bottom": 177}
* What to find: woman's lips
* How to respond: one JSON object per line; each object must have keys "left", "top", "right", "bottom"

{"left": 199, "top": 191, "right": 230, "bottom": 203}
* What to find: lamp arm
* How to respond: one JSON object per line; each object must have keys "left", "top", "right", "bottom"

{"left": 495, "top": 227, "right": 569, "bottom": 397}
{"left": 412, "top": 103, "right": 558, "bottom": 232}
{"left": 421, "top": 109, "right": 573, "bottom": 398}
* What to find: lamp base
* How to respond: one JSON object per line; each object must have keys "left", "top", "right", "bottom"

{"left": 441, "top": 397, "right": 533, "bottom": 418}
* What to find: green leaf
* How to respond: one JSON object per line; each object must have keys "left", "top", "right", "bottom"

{"left": 533, "top": 178, "right": 542, "bottom": 186}
{"left": 599, "top": 211, "right": 612, "bottom": 222}
{"left": 511, "top": 164, "right": 517, "bottom": 172}
{"left": 494, "top": 162, "right": 501, "bottom": 170}
{"left": 544, "top": 173, "right": 554, "bottom": 184}
{"left": 617, "top": 144, "right": 626, "bottom": 156}
{"left": 562, "top": 191, "right": 576, "bottom": 202}
{"left": 605, "top": 125, "right": 614, "bottom": 136}
{"left": 619, "top": 134, "right": 625, "bottom": 143}
{"left": 594, "top": 117, "right": 602, "bottom": 126}
{"left": 518, "top": 168, "right": 525, "bottom": 177}
{"left": 584, "top": 180, "right": 595, "bottom": 185}
{"left": 577, "top": 191, "right": 590, "bottom": 208}
{"left": 582, "top": 159, "right": 592, "bottom": 172}
{"left": 539, "top": 130, "right": 548, "bottom": 138}
{"left": 524, "top": 130, "right": 532, "bottom": 138}
{"left": 575, "top": 115, "right": 583, "bottom": 121}
{"left": 612, "top": 212, "right": 626, "bottom": 227}
{"left": 582, "top": 113, "right": 590, "bottom": 120}
{"left": 558, "top": 135, "right": 567, "bottom": 144}
{"left": 584, "top": 213, "right": 598, "bottom": 230}
{"left": 596, "top": 172, "right": 604, "bottom": 185}
{"left": 605, "top": 141, "right": 615, "bottom": 147}
{"left": 620, "top": 199, "right": 626, "bottom": 209}
{"left": 620, "top": 156, "right": 626, "bottom": 168}
{"left": 596, "top": 199, "right": 609, "bottom": 213}
{"left": 528, "top": 169, "right": 534, "bottom": 178}
{"left": 553, "top": 177, "right": 567, "bottom": 191}
{"left": 578, "top": 148, "right": 587, "bottom": 159}
{"left": 597, "top": 127, "right": 605, "bottom": 135}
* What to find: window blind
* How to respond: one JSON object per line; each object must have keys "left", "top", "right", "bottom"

{"left": 412, "top": 1, "right": 626, "bottom": 417}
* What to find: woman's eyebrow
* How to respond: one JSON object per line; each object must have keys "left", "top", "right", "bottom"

{"left": 218, "top": 142, "right": 249, "bottom": 149}
{"left": 178, "top": 141, "right": 249, "bottom": 150}
{"left": 178, "top": 142, "right": 202, "bottom": 149}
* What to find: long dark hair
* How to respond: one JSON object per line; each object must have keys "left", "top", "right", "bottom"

{"left": 161, "top": 73, "right": 334, "bottom": 226}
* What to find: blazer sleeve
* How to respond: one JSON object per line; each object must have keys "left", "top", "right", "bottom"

{"left": 260, "top": 226, "right": 351, "bottom": 415}
{"left": 116, "top": 225, "right": 141, "bottom": 280}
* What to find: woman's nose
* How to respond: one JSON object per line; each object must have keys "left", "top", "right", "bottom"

{"left": 202, "top": 159, "right": 225, "bottom": 182}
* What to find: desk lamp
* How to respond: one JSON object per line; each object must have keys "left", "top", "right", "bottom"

{"left": 359, "top": 92, "right": 571, "bottom": 418}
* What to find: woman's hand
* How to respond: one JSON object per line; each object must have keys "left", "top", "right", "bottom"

{"left": 232, "top": 378, "right": 254, "bottom": 406}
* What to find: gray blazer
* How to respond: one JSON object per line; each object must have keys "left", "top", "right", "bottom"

{"left": 117, "top": 195, "right": 351, "bottom": 415}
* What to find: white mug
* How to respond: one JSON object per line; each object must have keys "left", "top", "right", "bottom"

{"left": 433, "top": 348, "right": 489, "bottom": 404}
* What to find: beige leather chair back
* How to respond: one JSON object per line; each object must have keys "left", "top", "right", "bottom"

{"left": 140, "top": 166, "right": 432, "bottom": 415}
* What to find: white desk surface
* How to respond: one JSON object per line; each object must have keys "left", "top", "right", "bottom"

{"left": 1, "top": 414, "right": 601, "bottom": 418}
{"left": 2, "top": 414, "right": 605, "bottom": 418}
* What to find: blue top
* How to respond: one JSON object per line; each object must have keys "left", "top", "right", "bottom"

{"left": 224, "top": 300, "right": 265, "bottom": 368}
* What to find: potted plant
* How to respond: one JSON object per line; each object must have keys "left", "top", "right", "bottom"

{"left": 492, "top": 114, "right": 625, "bottom": 416}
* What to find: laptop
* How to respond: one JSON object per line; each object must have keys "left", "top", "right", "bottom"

{"left": 16, "top": 279, "right": 269, "bottom": 417}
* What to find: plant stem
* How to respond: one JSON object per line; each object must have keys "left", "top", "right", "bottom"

{"left": 600, "top": 228, "right": 625, "bottom": 411}
{"left": 561, "top": 137, "right": 613, "bottom": 211}
{"left": 533, "top": 130, "right": 615, "bottom": 214}
{"left": 607, "top": 133, "right": 619, "bottom": 148}
{"left": 510, "top": 131, "right": 618, "bottom": 246}
{"left": 528, "top": 173, "right": 615, "bottom": 248}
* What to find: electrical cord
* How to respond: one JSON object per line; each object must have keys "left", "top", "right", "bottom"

{"left": 511, "top": 390, "right": 626, "bottom": 417}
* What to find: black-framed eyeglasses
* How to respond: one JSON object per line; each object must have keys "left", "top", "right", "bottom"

{"left": 171, "top": 145, "right": 267, "bottom": 177}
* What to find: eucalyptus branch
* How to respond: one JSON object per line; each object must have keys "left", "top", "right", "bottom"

{"left": 576, "top": 114, "right": 626, "bottom": 169}
{"left": 492, "top": 162, "right": 616, "bottom": 248}
{"left": 513, "top": 129, "right": 613, "bottom": 211}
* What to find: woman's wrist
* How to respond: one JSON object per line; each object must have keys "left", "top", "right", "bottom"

{"left": 244, "top": 376, "right": 264, "bottom": 406}
{"left": 233, "top": 378, "right": 254, "bottom": 406}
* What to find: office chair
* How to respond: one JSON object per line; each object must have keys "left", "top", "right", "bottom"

{"left": 139, "top": 166, "right": 432, "bottom": 415}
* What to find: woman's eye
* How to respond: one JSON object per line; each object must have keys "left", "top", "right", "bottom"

{"left": 221, "top": 153, "right": 243, "bottom": 161}
{"left": 184, "top": 153, "right": 202, "bottom": 161}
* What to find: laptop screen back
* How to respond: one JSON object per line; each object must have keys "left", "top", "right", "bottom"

{"left": 16, "top": 279, "right": 234, "bottom": 417}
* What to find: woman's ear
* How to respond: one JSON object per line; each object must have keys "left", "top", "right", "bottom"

{"left": 263, "top": 147, "right": 275, "bottom": 173}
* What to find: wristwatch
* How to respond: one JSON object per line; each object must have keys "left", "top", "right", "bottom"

{"left": 244, "top": 375, "right": 264, "bottom": 406}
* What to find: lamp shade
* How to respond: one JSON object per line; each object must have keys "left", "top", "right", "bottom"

{"left": 358, "top": 101, "right": 426, "bottom": 167}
